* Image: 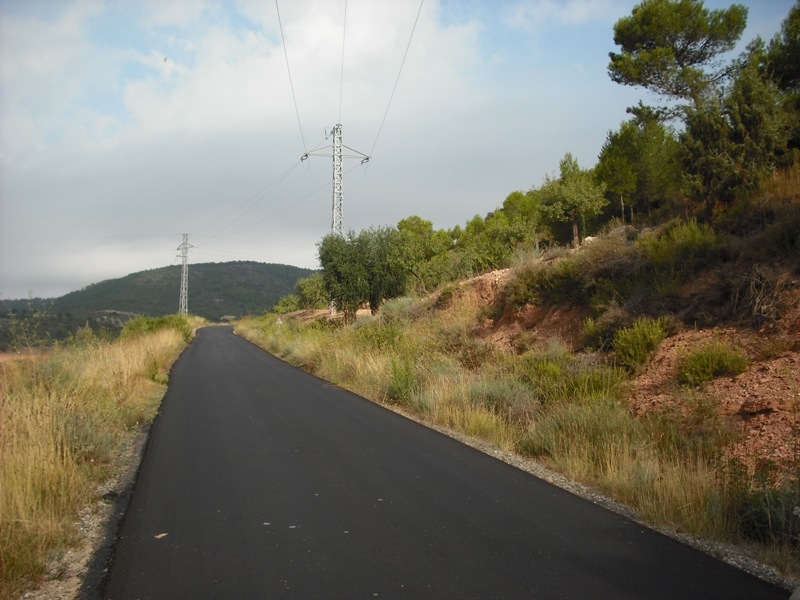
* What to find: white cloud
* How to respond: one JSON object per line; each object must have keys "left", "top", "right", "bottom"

{"left": 1, "top": 0, "right": 791, "bottom": 299}
{"left": 503, "top": 0, "right": 620, "bottom": 31}
{"left": 139, "top": 0, "right": 211, "bottom": 28}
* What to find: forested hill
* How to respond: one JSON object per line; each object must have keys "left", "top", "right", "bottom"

{"left": 7, "top": 262, "right": 315, "bottom": 321}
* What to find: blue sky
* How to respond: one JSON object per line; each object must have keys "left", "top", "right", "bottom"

{"left": 0, "top": 0, "right": 794, "bottom": 299}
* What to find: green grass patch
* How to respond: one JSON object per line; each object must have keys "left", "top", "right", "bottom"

{"left": 121, "top": 314, "right": 191, "bottom": 341}
{"left": 613, "top": 316, "right": 669, "bottom": 371}
{"left": 676, "top": 340, "right": 749, "bottom": 386}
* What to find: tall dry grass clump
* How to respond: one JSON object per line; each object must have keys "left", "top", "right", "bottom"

{"left": 0, "top": 323, "right": 189, "bottom": 599}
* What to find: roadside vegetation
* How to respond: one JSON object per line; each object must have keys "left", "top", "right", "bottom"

{"left": 242, "top": 0, "right": 800, "bottom": 578}
{"left": 0, "top": 315, "right": 198, "bottom": 600}
{"left": 237, "top": 179, "right": 799, "bottom": 575}
{"left": 237, "top": 182, "right": 800, "bottom": 554}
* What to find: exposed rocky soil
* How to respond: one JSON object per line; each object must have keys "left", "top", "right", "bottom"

{"left": 630, "top": 329, "right": 800, "bottom": 476}
{"left": 469, "top": 267, "right": 800, "bottom": 481}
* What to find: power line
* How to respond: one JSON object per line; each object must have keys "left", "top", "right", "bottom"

{"left": 369, "top": 0, "right": 424, "bottom": 157}
{"left": 275, "top": 0, "right": 307, "bottom": 153}
{"left": 213, "top": 161, "right": 365, "bottom": 241}
{"left": 339, "top": 0, "right": 348, "bottom": 124}
{"left": 191, "top": 160, "right": 301, "bottom": 244}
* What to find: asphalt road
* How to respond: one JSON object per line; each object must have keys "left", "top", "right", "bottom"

{"left": 100, "top": 326, "right": 789, "bottom": 599}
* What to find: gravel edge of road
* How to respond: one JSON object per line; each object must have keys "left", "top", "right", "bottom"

{"left": 384, "top": 402, "right": 800, "bottom": 595}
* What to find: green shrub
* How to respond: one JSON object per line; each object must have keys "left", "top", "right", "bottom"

{"left": 536, "top": 260, "right": 585, "bottom": 305}
{"left": 306, "top": 317, "right": 342, "bottom": 333}
{"left": 387, "top": 355, "right": 417, "bottom": 405}
{"left": 517, "top": 339, "right": 572, "bottom": 400}
{"left": 121, "top": 315, "right": 190, "bottom": 341}
{"left": 737, "top": 483, "right": 800, "bottom": 546}
{"left": 676, "top": 340, "right": 749, "bottom": 386}
{"left": 635, "top": 220, "right": 724, "bottom": 295}
{"left": 380, "top": 297, "right": 422, "bottom": 324}
{"left": 613, "top": 317, "right": 669, "bottom": 371}
{"left": 353, "top": 321, "right": 402, "bottom": 352}
{"left": 637, "top": 220, "right": 719, "bottom": 266}
{"left": 468, "top": 376, "right": 539, "bottom": 422}
{"left": 583, "top": 317, "right": 606, "bottom": 351}
{"left": 722, "top": 459, "right": 800, "bottom": 548}
{"left": 273, "top": 294, "right": 300, "bottom": 314}
{"left": 505, "top": 257, "right": 586, "bottom": 308}
{"left": 643, "top": 391, "right": 736, "bottom": 460}
{"left": 518, "top": 342, "right": 625, "bottom": 406}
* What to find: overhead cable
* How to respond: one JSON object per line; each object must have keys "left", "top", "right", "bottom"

{"left": 369, "top": 0, "right": 424, "bottom": 157}
{"left": 276, "top": 0, "right": 307, "bottom": 153}
{"left": 339, "top": 0, "right": 348, "bottom": 124}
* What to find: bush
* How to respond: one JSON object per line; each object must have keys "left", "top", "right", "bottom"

{"left": 676, "top": 340, "right": 749, "bottom": 386}
{"left": 518, "top": 341, "right": 625, "bottom": 406}
{"left": 438, "top": 329, "right": 496, "bottom": 370}
{"left": 353, "top": 320, "right": 402, "bottom": 352}
{"left": 121, "top": 315, "right": 191, "bottom": 341}
{"left": 722, "top": 458, "right": 800, "bottom": 548}
{"left": 635, "top": 220, "right": 724, "bottom": 294}
{"left": 467, "top": 376, "right": 539, "bottom": 422}
{"left": 613, "top": 317, "right": 669, "bottom": 371}
{"left": 505, "top": 258, "right": 586, "bottom": 308}
{"left": 519, "top": 395, "right": 641, "bottom": 468}
{"left": 273, "top": 294, "right": 300, "bottom": 314}
{"left": 387, "top": 355, "right": 417, "bottom": 405}
{"left": 380, "top": 297, "right": 423, "bottom": 324}
{"left": 637, "top": 220, "right": 719, "bottom": 267}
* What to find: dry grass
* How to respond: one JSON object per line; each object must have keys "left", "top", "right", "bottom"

{"left": 760, "top": 163, "right": 800, "bottom": 206}
{"left": 236, "top": 286, "right": 776, "bottom": 563}
{"left": 0, "top": 328, "right": 187, "bottom": 600}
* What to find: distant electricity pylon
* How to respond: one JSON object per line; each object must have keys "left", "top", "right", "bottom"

{"left": 177, "top": 233, "right": 193, "bottom": 315}
{"left": 302, "top": 123, "right": 369, "bottom": 237}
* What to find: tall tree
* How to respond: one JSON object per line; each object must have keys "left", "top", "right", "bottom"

{"left": 765, "top": 1, "right": 800, "bottom": 154}
{"left": 295, "top": 273, "right": 327, "bottom": 309}
{"left": 539, "top": 153, "right": 608, "bottom": 248}
{"left": 595, "top": 116, "right": 682, "bottom": 222}
{"left": 609, "top": 0, "right": 747, "bottom": 116}
{"left": 682, "top": 50, "right": 791, "bottom": 210}
{"left": 317, "top": 233, "right": 369, "bottom": 323}
{"left": 766, "top": 0, "right": 800, "bottom": 93}
{"left": 318, "top": 228, "right": 408, "bottom": 322}
{"left": 396, "top": 216, "right": 452, "bottom": 293}
{"left": 356, "top": 227, "right": 407, "bottom": 314}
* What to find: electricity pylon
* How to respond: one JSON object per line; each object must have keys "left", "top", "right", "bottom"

{"left": 302, "top": 123, "right": 369, "bottom": 237}
{"left": 177, "top": 233, "right": 193, "bottom": 315}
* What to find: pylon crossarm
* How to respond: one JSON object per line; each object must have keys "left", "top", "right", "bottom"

{"left": 299, "top": 123, "right": 368, "bottom": 238}
{"left": 341, "top": 145, "right": 370, "bottom": 160}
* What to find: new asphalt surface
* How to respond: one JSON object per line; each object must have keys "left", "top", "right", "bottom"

{"left": 101, "top": 326, "right": 789, "bottom": 599}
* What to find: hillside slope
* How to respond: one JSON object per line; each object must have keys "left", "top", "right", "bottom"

{"left": 3, "top": 262, "right": 315, "bottom": 322}
{"left": 469, "top": 265, "right": 800, "bottom": 477}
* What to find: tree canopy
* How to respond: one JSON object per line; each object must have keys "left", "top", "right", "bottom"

{"left": 596, "top": 116, "right": 682, "bottom": 221}
{"left": 609, "top": 0, "right": 747, "bottom": 113}
{"left": 538, "top": 153, "right": 607, "bottom": 248}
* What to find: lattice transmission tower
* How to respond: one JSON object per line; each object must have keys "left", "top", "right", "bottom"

{"left": 302, "top": 123, "right": 369, "bottom": 237}
{"left": 177, "top": 233, "right": 193, "bottom": 315}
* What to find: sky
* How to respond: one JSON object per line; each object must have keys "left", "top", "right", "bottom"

{"left": 0, "top": 0, "right": 794, "bottom": 300}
